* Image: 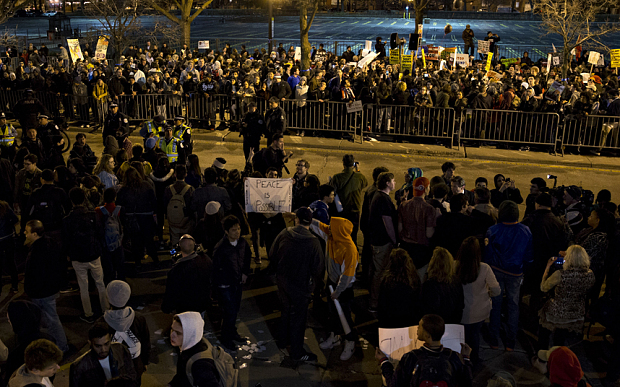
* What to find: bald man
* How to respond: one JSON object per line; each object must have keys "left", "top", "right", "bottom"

{"left": 161, "top": 235, "right": 213, "bottom": 315}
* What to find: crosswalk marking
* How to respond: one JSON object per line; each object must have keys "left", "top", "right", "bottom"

{"left": 363, "top": 21, "right": 371, "bottom": 25}
{"left": 391, "top": 21, "right": 397, "bottom": 25}
{"left": 377, "top": 21, "right": 383, "bottom": 25}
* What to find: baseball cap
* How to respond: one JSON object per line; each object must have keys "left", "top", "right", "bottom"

{"left": 413, "top": 177, "right": 430, "bottom": 196}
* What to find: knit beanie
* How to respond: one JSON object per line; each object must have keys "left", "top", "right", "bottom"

{"left": 498, "top": 200, "right": 519, "bottom": 222}
{"left": 107, "top": 280, "right": 131, "bottom": 308}
{"left": 145, "top": 137, "right": 156, "bottom": 150}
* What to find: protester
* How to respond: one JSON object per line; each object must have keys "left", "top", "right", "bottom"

{"left": 7, "top": 339, "right": 62, "bottom": 387}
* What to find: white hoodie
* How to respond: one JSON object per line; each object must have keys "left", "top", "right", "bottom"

{"left": 176, "top": 312, "right": 204, "bottom": 352}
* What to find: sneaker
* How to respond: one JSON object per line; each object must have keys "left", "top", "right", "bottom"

{"left": 292, "top": 352, "right": 318, "bottom": 362}
{"left": 340, "top": 340, "right": 355, "bottom": 361}
{"left": 531, "top": 356, "right": 547, "bottom": 373}
{"left": 60, "top": 286, "right": 78, "bottom": 294}
{"left": 320, "top": 332, "right": 341, "bottom": 350}
{"left": 300, "top": 130, "right": 305, "bottom": 137}
{"left": 86, "top": 124, "right": 90, "bottom": 128}
{"left": 80, "top": 314, "right": 95, "bottom": 324}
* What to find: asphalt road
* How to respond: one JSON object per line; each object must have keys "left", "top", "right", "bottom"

{"left": 0, "top": 126, "right": 618, "bottom": 386}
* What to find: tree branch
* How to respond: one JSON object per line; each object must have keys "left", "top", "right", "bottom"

{"left": 189, "top": 0, "right": 214, "bottom": 23}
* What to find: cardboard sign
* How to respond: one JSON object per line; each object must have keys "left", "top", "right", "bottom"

{"left": 401, "top": 54, "right": 414, "bottom": 72}
{"left": 294, "top": 47, "right": 301, "bottom": 62}
{"left": 198, "top": 41, "right": 209, "bottom": 49}
{"left": 379, "top": 325, "right": 465, "bottom": 361}
{"left": 454, "top": 53, "right": 469, "bottom": 67}
{"left": 244, "top": 178, "right": 292, "bottom": 213}
{"left": 94, "top": 36, "right": 108, "bottom": 61}
{"left": 478, "top": 40, "right": 490, "bottom": 54}
{"left": 485, "top": 52, "right": 493, "bottom": 72}
{"left": 346, "top": 100, "right": 363, "bottom": 113}
{"left": 389, "top": 49, "right": 400, "bottom": 65}
{"left": 588, "top": 51, "right": 601, "bottom": 65}
{"left": 365, "top": 40, "right": 372, "bottom": 51}
{"left": 67, "top": 39, "right": 84, "bottom": 62}
{"left": 611, "top": 49, "right": 620, "bottom": 68}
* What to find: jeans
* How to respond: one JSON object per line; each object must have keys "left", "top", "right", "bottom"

{"left": 218, "top": 284, "right": 242, "bottom": 342}
{"left": 464, "top": 43, "right": 475, "bottom": 56}
{"left": 463, "top": 321, "right": 484, "bottom": 363}
{"left": 489, "top": 270, "right": 522, "bottom": 349}
{"left": 72, "top": 258, "right": 110, "bottom": 317}
{"left": 278, "top": 288, "right": 310, "bottom": 359}
{"left": 128, "top": 214, "right": 158, "bottom": 265}
{"left": 369, "top": 243, "right": 393, "bottom": 309}
{"left": 31, "top": 293, "right": 69, "bottom": 352}
{"left": 101, "top": 247, "right": 125, "bottom": 284}
{"left": 326, "top": 279, "right": 357, "bottom": 341}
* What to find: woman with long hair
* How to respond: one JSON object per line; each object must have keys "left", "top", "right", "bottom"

{"left": 420, "top": 247, "right": 464, "bottom": 324}
{"left": 92, "top": 154, "right": 118, "bottom": 190}
{"left": 378, "top": 248, "right": 421, "bottom": 328}
{"left": 456, "top": 236, "right": 500, "bottom": 363}
{"left": 185, "top": 154, "right": 203, "bottom": 188}
{"left": 536, "top": 245, "right": 595, "bottom": 354}
{"left": 116, "top": 167, "right": 159, "bottom": 270}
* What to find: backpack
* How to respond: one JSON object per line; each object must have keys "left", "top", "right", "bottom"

{"left": 167, "top": 184, "right": 191, "bottom": 227}
{"left": 30, "top": 198, "right": 62, "bottom": 229}
{"left": 99, "top": 206, "right": 123, "bottom": 252}
{"left": 186, "top": 339, "right": 238, "bottom": 387}
{"left": 411, "top": 348, "right": 454, "bottom": 387}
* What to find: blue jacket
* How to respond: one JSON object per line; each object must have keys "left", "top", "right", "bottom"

{"left": 309, "top": 200, "right": 330, "bottom": 224}
{"left": 484, "top": 222, "right": 533, "bottom": 275}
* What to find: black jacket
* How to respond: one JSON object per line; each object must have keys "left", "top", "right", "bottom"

{"left": 264, "top": 107, "right": 286, "bottom": 135}
{"left": 62, "top": 206, "right": 102, "bottom": 262}
{"left": 162, "top": 252, "right": 213, "bottom": 314}
{"left": 420, "top": 278, "right": 465, "bottom": 324}
{"left": 433, "top": 212, "right": 477, "bottom": 258}
{"left": 25, "top": 184, "right": 70, "bottom": 232}
{"left": 212, "top": 236, "right": 251, "bottom": 287}
{"left": 270, "top": 225, "right": 324, "bottom": 299}
{"left": 69, "top": 343, "right": 136, "bottom": 387}
{"left": 24, "top": 237, "right": 64, "bottom": 299}
{"left": 271, "top": 81, "right": 292, "bottom": 100}
{"left": 168, "top": 339, "right": 219, "bottom": 387}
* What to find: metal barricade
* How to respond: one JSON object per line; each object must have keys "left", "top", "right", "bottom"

{"left": 365, "top": 105, "right": 455, "bottom": 144}
{"left": 280, "top": 98, "right": 359, "bottom": 135}
{"left": 184, "top": 94, "right": 242, "bottom": 128}
{"left": 459, "top": 109, "right": 561, "bottom": 146}
{"left": 563, "top": 114, "right": 620, "bottom": 151}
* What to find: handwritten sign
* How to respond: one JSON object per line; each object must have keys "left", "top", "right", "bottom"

{"left": 244, "top": 178, "right": 292, "bottom": 213}
{"left": 294, "top": 47, "right": 301, "bottom": 62}
{"left": 358, "top": 52, "right": 378, "bottom": 68}
{"left": 588, "top": 51, "right": 601, "bottom": 65}
{"left": 401, "top": 54, "right": 414, "bottom": 72}
{"left": 478, "top": 40, "right": 489, "bottom": 54}
{"left": 454, "top": 53, "right": 469, "bottom": 67}
{"left": 198, "top": 41, "right": 209, "bottom": 49}
{"left": 346, "top": 100, "right": 363, "bottom": 113}
{"left": 611, "top": 49, "right": 620, "bottom": 68}
{"left": 379, "top": 325, "right": 465, "bottom": 361}
{"left": 389, "top": 49, "right": 400, "bottom": 65}
{"left": 94, "top": 36, "right": 108, "bottom": 61}
{"left": 485, "top": 52, "right": 493, "bottom": 72}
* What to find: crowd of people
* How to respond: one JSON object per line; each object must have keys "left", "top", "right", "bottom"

{"left": 0, "top": 38, "right": 619, "bottom": 387}
{"left": 3, "top": 35, "right": 620, "bottom": 153}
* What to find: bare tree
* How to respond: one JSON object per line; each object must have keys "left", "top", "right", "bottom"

{"left": 146, "top": 0, "right": 214, "bottom": 47}
{"left": 0, "top": 0, "right": 30, "bottom": 25}
{"left": 299, "top": 0, "right": 320, "bottom": 71}
{"left": 87, "top": 0, "right": 142, "bottom": 63}
{"left": 411, "top": 0, "right": 430, "bottom": 28}
{"left": 536, "top": 0, "right": 620, "bottom": 77}
{"left": 143, "top": 20, "right": 183, "bottom": 51}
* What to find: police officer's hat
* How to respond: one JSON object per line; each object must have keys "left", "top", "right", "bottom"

{"left": 0, "top": 112, "right": 5, "bottom": 119}
{"left": 163, "top": 124, "right": 173, "bottom": 131}
{"left": 110, "top": 103, "right": 118, "bottom": 108}
{"left": 154, "top": 115, "right": 165, "bottom": 123}
{"left": 38, "top": 114, "right": 49, "bottom": 120}
{"left": 174, "top": 116, "right": 185, "bottom": 121}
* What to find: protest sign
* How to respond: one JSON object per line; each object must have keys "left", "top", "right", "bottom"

{"left": 346, "top": 100, "right": 363, "bottom": 113}
{"left": 547, "top": 53, "right": 552, "bottom": 73}
{"left": 440, "top": 47, "right": 457, "bottom": 60}
{"left": 244, "top": 178, "right": 292, "bottom": 213}
{"left": 294, "top": 47, "right": 301, "bottom": 62}
{"left": 597, "top": 55, "right": 605, "bottom": 67}
{"left": 362, "top": 49, "right": 370, "bottom": 57}
{"left": 365, "top": 40, "right": 372, "bottom": 51}
{"left": 425, "top": 46, "right": 444, "bottom": 61}
{"left": 439, "top": 60, "right": 446, "bottom": 70}
{"left": 389, "top": 49, "right": 400, "bottom": 65}
{"left": 421, "top": 49, "right": 426, "bottom": 68}
{"left": 588, "top": 51, "right": 601, "bottom": 65}
{"left": 67, "top": 39, "right": 84, "bottom": 62}
{"left": 485, "top": 52, "right": 493, "bottom": 72}
{"left": 552, "top": 54, "right": 561, "bottom": 66}
{"left": 95, "top": 36, "right": 108, "bottom": 60}
{"left": 552, "top": 43, "right": 557, "bottom": 53}
{"left": 611, "top": 49, "right": 620, "bottom": 68}
{"left": 379, "top": 325, "right": 465, "bottom": 361}
{"left": 358, "top": 52, "right": 378, "bottom": 68}
{"left": 198, "top": 41, "right": 209, "bottom": 49}
{"left": 544, "top": 81, "right": 565, "bottom": 101}
{"left": 500, "top": 58, "right": 518, "bottom": 66}
{"left": 417, "top": 24, "right": 423, "bottom": 35}
{"left": 454, "top": 53, "right": 469, "bottom": 67}
{"left": 478, "top": 40, "right": 490, "bottom": 54}
{"left": 486, "top": 70, "right": 502, "bottom": 80}
{"left": 581, "top": 72, "right": 590, "bottom": 83}
{"left": 401, "top": 54, "right": 414, "bottom": 72}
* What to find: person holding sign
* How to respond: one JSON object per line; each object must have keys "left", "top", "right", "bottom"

{"left": 375, "top": 314, "right": 473, "bottom": 387}
{"left": 484, "top": 31, "right": 500, "bottom": 59}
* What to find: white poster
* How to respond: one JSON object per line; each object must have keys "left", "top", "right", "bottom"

{"left": 379, "top": 325, "right": 465, "bottom": 361}
{"left": 581, "top": 72, "right": 590, "bottom": 83}
{"left": 198, "top": 41, "right": 210, "bottom": 49}
{"left": 244, "top": 178, "right": 292, "bottom": 213}
{"left": 477, "top": 40, "right": 489, "bottom": 54}
{"left": 294, "top": 47, "right": 301, "bottom": 62}
{"left": 358, "top": 52, "right": 378, "bottom": 68}
{"left": 588, "top": 51, "right": 601, "bottom": 65}
{"left": 547, "top": 53, "right": 552, "bottom": 73}
{"left": 346, "top": 100, "right": 363, "bottom": 113}
{"left": 454, "top": 53, "right": 469, "bottom": 67}
{"left": 365, "top": 40, "right": 372, "bottom": 52}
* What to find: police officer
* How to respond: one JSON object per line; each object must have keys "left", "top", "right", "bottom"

{"left": 264, "top": 97, "right": 286, "bottom": 144}
{"left": 103, "top": 103, "right": 130, "bottom": 146}
{"left": 240, "top": 102, "right": 265, "bottom": 161}
{"left": 156, "top": 125, "right": 183, "bottom": 165}
{"left": 13, "top": 89, "right": 47, "bottom": 137}
{"left": 173, "top": 116, "right": 192, "bottom": 155}
{"left": 140, "top": 114, "right": 166, "bottom": 144}
{"left": 37, "top": 114, "right": 64, "bottom": 157}
{"left": 0, "top": 112, "right": 17, "bottom": 161}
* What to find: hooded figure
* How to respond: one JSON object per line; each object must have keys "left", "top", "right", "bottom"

{"left": 311, "top": 217, "right": 359, "bottom": 361}
{"left": 101, "top": 280, "right": 151, "bottom": 382}
{"left": 103, "top": 135, "right": 119, "bottom": 157}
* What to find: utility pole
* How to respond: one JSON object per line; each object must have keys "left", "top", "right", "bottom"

{"left": 268, "top": 0, "right": 273, "bottom": 53}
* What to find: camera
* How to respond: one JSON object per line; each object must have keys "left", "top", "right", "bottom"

{"left": 505, "top": 178, "right": 511, "bottom": 182}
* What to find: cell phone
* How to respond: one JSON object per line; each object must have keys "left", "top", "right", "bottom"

{"left": 554, "top": 256, "right": 564, "bottom": 265}
{"left": 506, "top": 178, "right": 511, "bottom": 182}
{"left": 424, "top": 74, "right": 429, "bottom": 78}
{"left": 354, "top": 161, "right": 359, "bottom": 166}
